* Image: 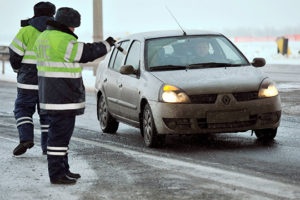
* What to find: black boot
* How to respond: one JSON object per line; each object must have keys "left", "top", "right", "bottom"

{"left": 13, "top": 141, "right": 34, "bottom": 156}
{"left": 66, "top": 171, "right": 81, "bottom": 179}
{"left": 51, "top": 175, "right": 77, "bottom": 184}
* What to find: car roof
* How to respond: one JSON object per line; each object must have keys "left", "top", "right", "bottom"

{"left": 118, "top": 30, "right": 223, "bottom": 42}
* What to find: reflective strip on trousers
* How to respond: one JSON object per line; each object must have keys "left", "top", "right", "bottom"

{"left": 16, "top": 117, "right": 32, "bottom": 122}
{"left": 17, "top": 83, "right": 38, "bottom": 90}
{"left": 17, "top": 120, "right": 33, "bottom": 127}
{"left": 41, "top": 124, "right": 49, "bottom": 132}
{"left": 47, "top": 146, "right": 68, "bottom": 151}
{"left": 40, "top": 124, "right": 50, "bottom": 128}
{"left": 9, "top": 44, "right": 24, "bottom": 56}
{"left": 47, "top": 146, "right": 68, "bottom": 156}
{"left": 40, "top": 102, "right": 85, "bottom": 110}
{"left": 47, "top": 151, "right": 67, "bottom": 156}
{"left": 38, "top": 70, "right": 82, "bottom": 78}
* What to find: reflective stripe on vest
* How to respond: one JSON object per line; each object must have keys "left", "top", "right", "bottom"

{"left": 40, "top": 102, "right": 85, "bottom": 110}
{"left": 12, "top": 37, "right": 27, "bottom": 50}
{"left": 74, "top": 42, "right": 84, "bottom": 62}
{"left": 9, "top": 43, "right": 24, "bottom": 56}
{"left": 17, "top": 82, "right": 38, "bottom": 90}
{"left": 64, "top": 41, "right": 84, "bottom": 62}
{"left": 21, "top": 59, "right": 37, "bottom": 64}
{"left": 22, "top": 50, "right": 37, "bottom": 64}
{"left": 38, "top": 71, "right": 82, "bottom": 78}
{"left": 37, "top": 61, "right": 81, "bottom": 69}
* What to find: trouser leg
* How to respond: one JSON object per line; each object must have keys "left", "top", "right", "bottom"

{"left": 47, "top": 114, "right": 75, "bottom": 181}
{"left": 14, "top": 92, "right": 37, "bottom": 142}
{"left": 39, "top": 114, "right": 50, "bottom": 152}
{"left": 38, "top": 101, "right": 50, "bottom": 152}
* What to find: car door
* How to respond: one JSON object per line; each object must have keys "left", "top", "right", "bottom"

{"left": 119, "top": 41, "right": 142, "bottom": 121}
{"left": 103, "top": 41, "right": 130, "bottom": 116}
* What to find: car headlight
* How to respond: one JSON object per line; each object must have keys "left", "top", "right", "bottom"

{"left": 258, "top": 79, "right": 278, "bottom": 98}
{"left": 160, "top": 85, "right": 190, "bottom": 103}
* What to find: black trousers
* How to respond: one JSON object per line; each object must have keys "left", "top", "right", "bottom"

{"left": 47, "top": 114, "right": 76, "bottom": 181}
{"left": 14, "top": 92, "right": 49, "bottom": 152}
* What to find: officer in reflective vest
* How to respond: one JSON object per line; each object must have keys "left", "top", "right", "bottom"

{"left": 34, "top": 7, "right": 116, "bottom": 184}
{"left": 9, "top": 2, "right": 56, "bottom": 156}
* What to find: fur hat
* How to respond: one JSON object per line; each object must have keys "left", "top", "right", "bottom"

{"left": 55, "top": 7, "right": 81, "bottom": 28}
{"left": 34, "top": 1, "right": 56, "bottom": 17}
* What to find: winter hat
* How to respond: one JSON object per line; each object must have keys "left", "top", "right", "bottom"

{"left": 34, "top": 2, "right": 56, "bottom": 17}
{"left": 55, "top": 7, "right": 81, "bottom": 28}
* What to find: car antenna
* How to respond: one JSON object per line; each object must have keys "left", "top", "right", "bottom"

{"left": 165, "top": 6, "right": 186, "bottom": 36}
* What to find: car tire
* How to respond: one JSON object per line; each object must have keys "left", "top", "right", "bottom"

{"left": 254, "top": 128, "right": 277, "bottom": 141}
{"left": 98, "top": 94, "right": 119, "bottom": 133}
{"left": 142, "top": 103, "right": 165, "bottom": 147}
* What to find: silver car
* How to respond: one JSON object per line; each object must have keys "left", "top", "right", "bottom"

{"left": 95, "top": 30, "right": 281, "bottom": 147}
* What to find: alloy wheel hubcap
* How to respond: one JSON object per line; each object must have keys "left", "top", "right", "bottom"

{"left": 144, "top": 109, "right": 152, "bottom": 144}
{"left": 99, "top": 97, "right": 108, "bottom": 128}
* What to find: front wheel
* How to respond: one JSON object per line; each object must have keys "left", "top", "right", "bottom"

{"left": 255, "top": 128, "right": 277, "bottom": 141}
{"left": 97, "top": 95, "right": 119, "bottom": 133}
{"left": 142, "top": 103, "right": 165, "bottom": 147}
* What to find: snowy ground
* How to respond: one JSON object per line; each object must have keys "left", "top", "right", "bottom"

{"left": 235, "top": 41, "right": 300, "bottom": 65}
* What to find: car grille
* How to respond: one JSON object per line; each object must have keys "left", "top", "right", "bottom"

{"left": 232, "top": 91, "right": 258, "bottom": 101}
{"left": 197, "top": 115, "right": 257, "bottom": 129}
{"left": 189, "top": 94, "right": 218, "bottom": 104}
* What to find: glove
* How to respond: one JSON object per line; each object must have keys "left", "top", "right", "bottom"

{"left": 105, "top": 37, "right": 116, "bottom": 47}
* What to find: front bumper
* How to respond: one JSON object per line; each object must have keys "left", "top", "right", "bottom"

{"left": 149, "top": 94, "right": 281, "bottom": 135}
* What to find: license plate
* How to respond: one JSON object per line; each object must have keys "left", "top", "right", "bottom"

{"left": 207, "top": 110, "right": 249, "bottom": 123}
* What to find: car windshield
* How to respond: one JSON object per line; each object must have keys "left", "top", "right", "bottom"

{"left": 145, "top": 35, "right": 249, "bottom": 71}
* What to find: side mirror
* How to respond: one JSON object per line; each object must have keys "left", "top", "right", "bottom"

{"left": 251, "top": 58, "right": 266, "bottom": 67}
{"left": 120, "top": 65, "right": 137, "bottom": 75}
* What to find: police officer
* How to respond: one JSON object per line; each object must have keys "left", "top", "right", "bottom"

{"left": 9, "top": 2, "right": 56, "bottom": 156}
{"left": 34, "top": 7, "right": 116, "bottom": 184}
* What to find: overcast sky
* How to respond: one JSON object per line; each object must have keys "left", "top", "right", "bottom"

{"left": 1, "top": 0, "right": 300, "bottom": 45}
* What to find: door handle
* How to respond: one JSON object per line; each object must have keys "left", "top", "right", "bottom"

{"left": 118, "top": 83, "right": 122, "bottom": 88}
{"left": 103, "top": 78, "right": 107, "bottom": 83}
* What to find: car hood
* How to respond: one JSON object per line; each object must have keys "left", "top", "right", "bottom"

{"left": 150, "top": 66, "right": 267, "bottom": 94}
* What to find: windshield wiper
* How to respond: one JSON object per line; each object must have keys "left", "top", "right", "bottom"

{"left": 149, "top": 65, "right": 186, "bottom": 71}
{"left": 187, "top": 62, "right": 246, "bottom": 69}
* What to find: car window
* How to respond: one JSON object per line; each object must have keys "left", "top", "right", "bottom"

{"left": 125, "top": 41, "right": 141, "bottom": 70}
{"left": 145, "top": 36, "right": 249, "bottom": 70}
{"left": 215, "top": 38, "right": 246, "bottom": 64}
{"left": 112, "top": 41, "right": 130, "bottom": 71}
{"left": 108, "top": 47, "right": 117, "bottom": 69}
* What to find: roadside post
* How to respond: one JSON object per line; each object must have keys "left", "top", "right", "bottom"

{"left": 276, "top": 37, "right": 291, "bottom": 56}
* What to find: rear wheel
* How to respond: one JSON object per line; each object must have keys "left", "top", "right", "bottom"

{"left": 142, "top": 103, "right": 165, "bottom": 147}
{"left": 97, "top": 95, "right": 119, "bottom": 133}
{"left": 255, "top": 128, "right": 277, "bottom": 141}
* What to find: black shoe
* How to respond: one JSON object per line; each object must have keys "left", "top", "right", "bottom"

{"left": 13, "top": 141, "right": 34, "bottom": 156}
{"left": 66, "top": 171, "right": 81, "bottom": 179}
{"left": 51, "top": 175, "right": 77, "bottom": 184}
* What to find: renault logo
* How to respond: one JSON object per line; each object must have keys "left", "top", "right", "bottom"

{"left": 222, "top": 95, "right": 231, "bottom": 105}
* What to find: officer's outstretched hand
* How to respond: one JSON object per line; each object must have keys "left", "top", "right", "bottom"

{"left": 105, "top": 37, "right": 116, "bottom": 47}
